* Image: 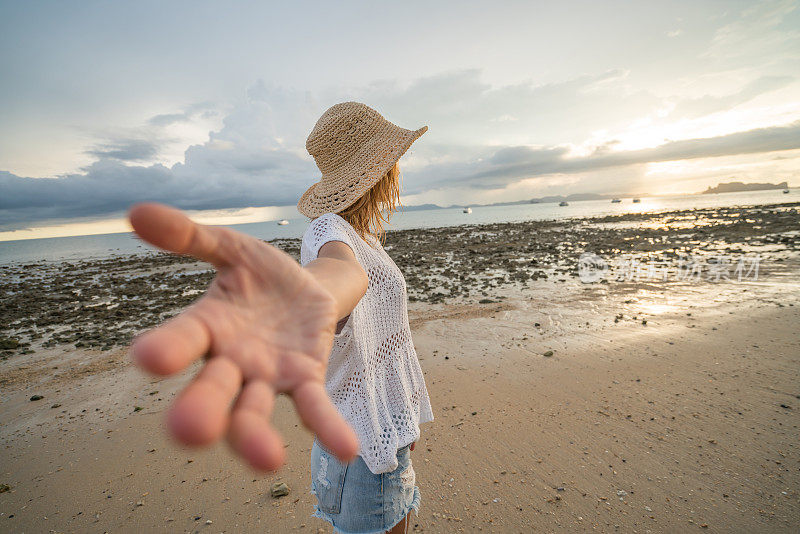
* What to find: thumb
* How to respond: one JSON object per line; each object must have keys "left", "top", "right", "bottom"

{"left": 128, "top": 202, "right": 231, "bottom": 267}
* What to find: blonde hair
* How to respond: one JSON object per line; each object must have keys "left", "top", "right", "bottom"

{"left": 336, "top": 162, "right": 402, "bottom": 246}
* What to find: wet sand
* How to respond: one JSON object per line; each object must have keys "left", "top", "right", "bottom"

{"left": 1, "top": 203, "right": 799, "bottom": 532}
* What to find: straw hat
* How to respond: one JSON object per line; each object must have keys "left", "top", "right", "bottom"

{"left": 297, "top": 102, "right": 427, "bottom": 217}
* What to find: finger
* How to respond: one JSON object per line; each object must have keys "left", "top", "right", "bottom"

{"left": 167, "top": 356, "right": 242, "bottom": 446}
{"left": 131, "top": 308, "right": 211, "bottom": 375}
{"left": 128, "top": 202, "right": 231, "bottom": 267}
{"left": 291, "top": 382, "right": 359, "bottom": 462}
{"left": 228, "top": 380, "right": 286, "bottom": 472}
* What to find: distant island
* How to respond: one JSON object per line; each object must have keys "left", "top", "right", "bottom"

{"left": 701, "top": 181, "right": 789, "bottom": 195}
{"left": 397, "top": 180, "right": 792, "bottom": 212}
{"left": 401, "top": 192, "right": 641, "bottom": 211}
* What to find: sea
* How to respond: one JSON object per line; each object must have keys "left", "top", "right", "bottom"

{"left": 0, "top": 189, "right": 795, "bottom": 265}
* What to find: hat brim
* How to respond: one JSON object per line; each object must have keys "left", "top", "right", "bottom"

{"left": 297, "top": 125, "right": 427, "bottom": 218}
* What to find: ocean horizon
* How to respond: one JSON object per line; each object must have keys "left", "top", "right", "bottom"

{"left": 0, "top": 188, "right": 795, "bottom": 265}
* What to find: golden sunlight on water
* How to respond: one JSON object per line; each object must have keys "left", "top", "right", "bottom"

{"left": 0, "top": 206, "right": 296, "bottom": 242}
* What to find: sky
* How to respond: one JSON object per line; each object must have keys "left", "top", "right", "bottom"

{"left": 1, "top": 0, "right": 799, "bottom": 240}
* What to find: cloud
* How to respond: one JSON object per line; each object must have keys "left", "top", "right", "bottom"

{"left": 147, "top": 113, "right": 191, "bottom": 127}
{"left": 0, "top": 151, "right": 316, "bottom": 228}
{"left": 147, "top": 102, "right": 220, "bottom": 127}
{"left": 357, "top": 68, "right": 660, "bottom": 148}
{"left": 703, "top": 0, "right": 800, "bottom": 62}
{"left": 81, "top": 101, "right": 224, "bottom": 169}
{"left": 405, "top": 120, "right": 800, "bottom": 191}
{"left": 4, "top": 120, "right": 798, "bottom": 229}
{"left": 488, "top": 146, "right": 569, "bottom": 167}
{"left": 669, "top": 75, "right": 794, "bottom": 119}
{"left": 2, "top": 70, "right": 799, "bottom": 231}
{"left": 85, "top": 137, "right": 162, "bottom": 162}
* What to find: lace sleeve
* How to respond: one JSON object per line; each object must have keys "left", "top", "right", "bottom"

{"left": 300, "top": 213, "right": 356, "bottom": 266}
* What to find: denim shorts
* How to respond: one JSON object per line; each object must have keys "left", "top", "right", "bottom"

{"left": 309, "top": 438, "right": 421, "bottom": 534}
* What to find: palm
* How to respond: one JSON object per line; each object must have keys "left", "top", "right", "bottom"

{"left": 199, "top": 244, "right": 337, "bottom": 383}
{"left": 128, "top": 203, "right": 358, "bottom": 471}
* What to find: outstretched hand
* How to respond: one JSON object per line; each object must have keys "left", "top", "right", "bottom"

{"left": 128, "top": 202, "right": 359, "bottom": 471}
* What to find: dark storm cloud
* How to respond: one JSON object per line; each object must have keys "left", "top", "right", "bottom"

{"left": 0, "top": 150, "right": 318, "bottom": 228}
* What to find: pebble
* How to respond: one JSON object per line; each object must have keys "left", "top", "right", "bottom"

{"left": 30, "top": 395, "right": 44, "bottom": 401}
{"left": 543, "top": 350, "right": 554, "bottom": 357}
{"left": 271, "top": 482, "right": 290, "bottom": 498}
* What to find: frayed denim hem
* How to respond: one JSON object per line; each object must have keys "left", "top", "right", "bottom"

{"left": 309, "top": 485, "right": 421, "bottom": 534}
{"left": 385, "top": 484, "right": 421, "bottom": 529}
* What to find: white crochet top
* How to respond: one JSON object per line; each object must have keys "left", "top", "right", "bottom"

{"left": 300, "top": 213, "right": 434, "bottom": 474}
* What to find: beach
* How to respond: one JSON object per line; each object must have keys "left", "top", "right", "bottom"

{"left": 1, "top": 203, "right": 799, "bottom": 533}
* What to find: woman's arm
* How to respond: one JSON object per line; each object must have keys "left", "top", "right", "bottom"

{"left": 127, "top": 202, "right": 361, "bottom": 471}
{"left": 304, "top": 240, "right": 368, "bottom": 322}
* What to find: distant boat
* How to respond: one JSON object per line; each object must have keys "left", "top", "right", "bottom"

{"left": 784, "top": 189, "right": 790, "bottom": 194}
{"left": 611, "top": 198, "right": 621, "bottom": 203}
{"left": 463, "top": 207, "right": 472, "bottom": 213}
{"left": 277, "top": 219, "right": 289, "bottom": 225}
{"left": 632, "top": 198, "right": 641, "bottom": 203}
{"left": 559, "top": 201, "right": 569, "bottom": 207}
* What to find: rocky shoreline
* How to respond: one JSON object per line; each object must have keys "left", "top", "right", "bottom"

{"left": 1, "top": 202, "right": 798, "bottom": 361}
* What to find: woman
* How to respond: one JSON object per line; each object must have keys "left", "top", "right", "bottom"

{"left": 128, "top": 102, "right": 433, "bottom": 534}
